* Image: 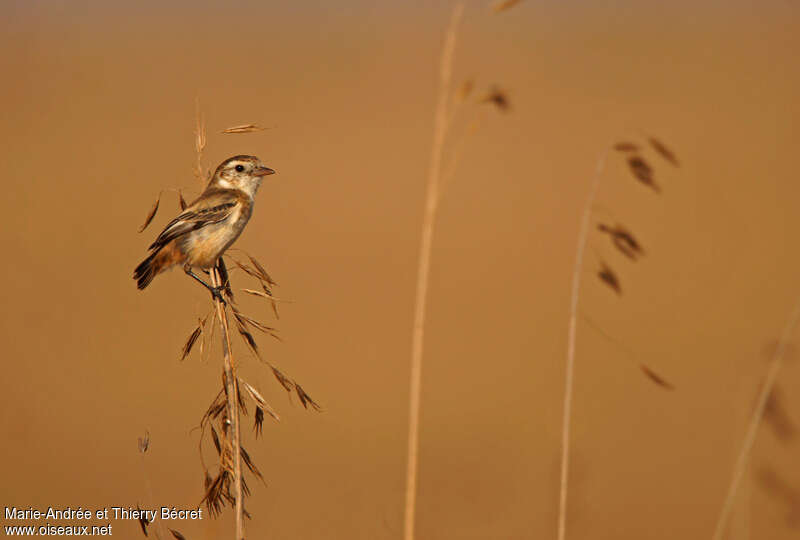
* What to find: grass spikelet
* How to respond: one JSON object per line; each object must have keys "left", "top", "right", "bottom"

{"left": 271, "top": 367, "right": 294, "bottom": 393}
{"left": 233, "top": 313, "right": 259, "bottom": 353}
{"left": 254, "top": 408, "right": 264, "bottom": 436}
{"left": 178, "top": 190, "right": 188, "bottom": 210}
{"left": 235, "top": 312, "right": 280, "bottom": 341}
{"left": 239, "top": 379, "right": 280, "bottom": 422}
{"left": 597, "top": 261, "right": 622, "bottom": 295}
{"left": 202, "top": 470, "right": 226, "bottom": 517}
{"left": 230, "top": 259, "right": 262, "bottom": 280}
{"left": 168, "top": 530, "right": 187, "bottom": 540}
{"left": 222, "top": 124, "right": 268, "bottom": 134}
{"left": 241, "top": 288, "right": 282, "bottom": 319}
{"left": 180, "top": 323, "right": 203, "bottom": 361}
{"left": 138, "top": 430, "right": 150, "bottom": 454}
{"left": 209, "top": 425, "right": 222, "bottom": 455}
{"left": 236, "top": 383, "right": 248, "bottom": 416}
{"left": 241, "top": 289, "right": 289, "bottom": 303}
{"left": 480, "top": 86, "right": 511, "bottom": 111}
{"left": 136, "top": 504, "right": 150, "bottom": 536}
{"left": 613, "top": 142, "right": 640, "bottom": 152}
{"left": 246, "top": 254, "right": 277, "bottom": 286}
{"left": 628, "top": 155, "right": 659, "bottom": 192}
{"left": 240, "top": 446, "right": 265, "bottom": 484}
{"left": 296, "top": 383, "right": 322, "bottom": 411}
{"left": 648, "top": 136, "right": 679, "bottom": 167}
{"left": 638, "top": 364, "right": 675, "bottom": 390}
{"left": 597, "top": 223, "right": 645, "bottom": 261}
{"left": 229, "top": 258, "right": 279, "bottom": 315}
{"left": 138, "top": 194, "right": 161, "bottom": 233}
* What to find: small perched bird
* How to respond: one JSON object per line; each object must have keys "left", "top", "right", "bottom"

{"left": 134, "top": 155, "right": 275, "bottom": 301}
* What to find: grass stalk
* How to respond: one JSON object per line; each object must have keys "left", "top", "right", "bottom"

{"left": 210, "top": 266, "right": 244, "bottom": 540}
{"left": 403, "top": 5, "right": 464, "bottom": 540}
{"left": 557, "top": 145, "right": 611, "bottom": 540}
{"left": 711, "top": 295, "right": 800, "bottom": 540}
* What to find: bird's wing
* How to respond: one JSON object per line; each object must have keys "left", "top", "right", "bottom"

{"left": 148, "top": 190, "right": 239, "bottom": 251}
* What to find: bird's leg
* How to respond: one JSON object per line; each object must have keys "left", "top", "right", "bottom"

{"left": 184, "top": 264, "right": 226, "bottom": 304}
{"left": 215, "top": 258, "right": 234, "bottom": 302}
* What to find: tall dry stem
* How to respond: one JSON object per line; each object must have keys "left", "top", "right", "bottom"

{"left": 711, "top": 295, "right": 800, "bottom": 540}
{"left": 404, "top": 5, "right": 464, "bottom": 540}
{"left": 557, "top": 145, "right": 611, "bottom": 540}
{"left": 210, "top": 266, "right": 244, "bottom": 540}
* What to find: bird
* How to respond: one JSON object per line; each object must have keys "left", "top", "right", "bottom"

{"left": 134, "top": 155, "right": 275, "bottom": 301}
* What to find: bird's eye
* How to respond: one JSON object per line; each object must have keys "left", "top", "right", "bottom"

{"left": 235, "top": 164, "right": 245, "bottom": 172}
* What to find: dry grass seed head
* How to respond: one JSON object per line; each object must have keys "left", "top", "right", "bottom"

{"left": 648, "top": 137, "right": 679, "bottom": 167}
{"left": 235, "top": 311, "right": 280, "bottom": 341}
{"left": 240, "top": 379, "right": 280, "bottom": 422}
{"left": 229, "top": 258, "right": 279, "bottom": 315}
{"left": 137, "top": 430, "right": 150, "bottom": 454}
{"left": 240, "top": 446, "right": 266, "bottom": 484}
{"left": 246, "top": 254, "right": 278, "bottom": 286}
{"left": 201, "top": 391, "right": 227, "bottom": 426}
{"left": 202, "top": 470, "right": 227, "bottom": 517}
{"left": 136, "top": 504, "right": 150, "bottom": 536}
{"left": 180, "top": 323, "right": 203, "bottom": 361}
{"left": 638, "top": 364, "right": 675, "bottom": 390}
{"left": 597, "top": 261, "right": 622, "bottom": 295}
{"left": 597, "top": 223, "right": 645, "bottom": 261}
{"left": 222, "top": 124, "right": 268, "bottom": 134}
{"left": 613, "top": 142, "right": 640, "bottom": 152}
{"left": 480, "top": 86, "right": 511, "bottom": 112}
{"left": 254, "top": 407, "right": 264, "bottom": 436}
{"left": 296, "top": 383, "right": 322, "bottom": 411}
{"left": 271, "top": 367, "right": 294, "bottom": 393}
{"left": 627, "top": 155, "right": 660, "bottom": 193}
{"left": 138, "top": 194, "right": 161, "bottom": 233}
{"left": 236, "top": 383, "right": 248, "bottom": 417}
{"left": 168, "top": 529, "right": 187, "bottom": 540}
{"left": 209, "top": 425, "right": 222, "bottom": 455}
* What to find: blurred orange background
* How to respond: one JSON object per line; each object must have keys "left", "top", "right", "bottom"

{"left": 1, "top": 1, "right": 799, "bottom": 538}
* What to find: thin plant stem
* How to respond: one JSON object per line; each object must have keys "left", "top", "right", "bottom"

{"left": 211, "top": 266, "right": 244, "bottom": 540}
{"left": 710, "top": 295, "right": 800, "bottom": 540}
{"left": 139, "top": 451, "right": 166, "bottom": 539}
{"left": 404, "top": 5, "right": 463, "bottom": 540}
{"left": 558, "top": 145, "right": 611, "bottom": 540}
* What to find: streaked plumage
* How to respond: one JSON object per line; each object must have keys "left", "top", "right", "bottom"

{"left": 134, "top": 155, "right": 274, "bottom": 293}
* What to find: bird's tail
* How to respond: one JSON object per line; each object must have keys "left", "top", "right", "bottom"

{"left": 133, "top": 251, "right": 159, "bottom": 290}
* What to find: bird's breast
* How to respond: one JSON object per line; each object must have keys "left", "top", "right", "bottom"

{"left": 181, "top": 205, "right": 252, "bottom": 268}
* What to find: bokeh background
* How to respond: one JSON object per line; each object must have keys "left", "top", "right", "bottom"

{"left": 1, "top": 0, "right": 799, "bottom": 538}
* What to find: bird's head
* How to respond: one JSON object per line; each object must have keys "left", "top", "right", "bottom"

{"left": 209, "top": 155, "right": 275, "bottom": 197}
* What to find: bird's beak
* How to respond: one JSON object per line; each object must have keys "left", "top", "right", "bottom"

{"left": 253, "top": 166, "right": 276, "bottom": 177}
